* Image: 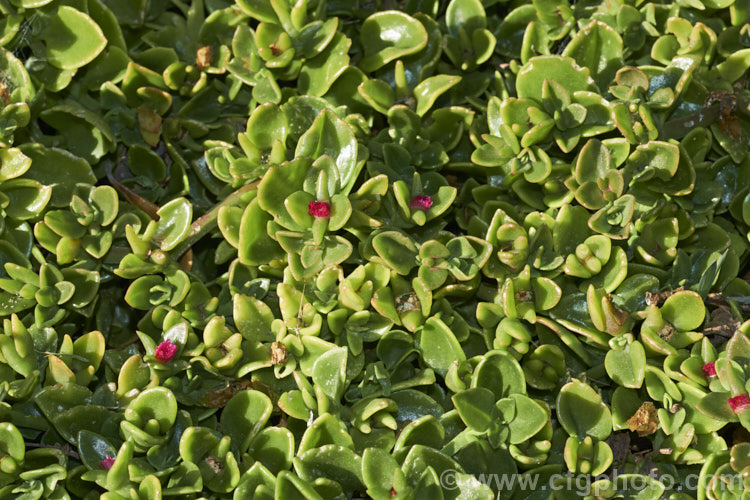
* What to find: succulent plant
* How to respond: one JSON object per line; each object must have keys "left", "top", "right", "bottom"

{"left": 3, "top": 0, "right": 750, "bottom": 498}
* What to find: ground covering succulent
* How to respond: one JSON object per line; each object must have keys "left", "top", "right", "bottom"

{"left": 3, "top": 0, "right": 750, "bottom": 499}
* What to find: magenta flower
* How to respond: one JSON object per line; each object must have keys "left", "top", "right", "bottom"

{"left": 100, "top": 455, "right": 115, "bottom": 470}
{"left": 409, "top": 195, "right": 433, "bottom": 211}
{"left": 729, "top": 394, "right": 750, "bottom": 413}
{"left": 154, "top": 339, "right": 178, "bottom": 363}
{"left": 308, "top": 201, "right": 331, "bottom": 218}
{"left": 702, "top": 362, "right": 716, "bottom": 378}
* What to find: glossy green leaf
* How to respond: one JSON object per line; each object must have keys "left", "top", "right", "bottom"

{"left": 296, "top": 109, "right": 360, "bottom": 195}
{"left": 419, "top": 317, "right": 465, "bottom": 377}
{"left": 360, "top": 11, "right": 428, "bottom": 72}
{"left": 562, "top": 20, "right": 623, "bottom": 90}
{"left": 557, "top": 379, "right": 612, "bottom": 440}
{"left": 154, "top": 198, "right": 192, "bottom": 251}
{"left": 41, "top": 6, "right": 108, "bottom": 70}
{"left": 516, "top": 56, "right": 596, "bottom": 103}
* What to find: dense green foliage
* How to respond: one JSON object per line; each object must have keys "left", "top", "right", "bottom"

{"left": 3, "top": 0, "right": 750, "bottom": 498}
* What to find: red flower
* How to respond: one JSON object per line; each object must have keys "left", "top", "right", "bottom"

{"left": 729, "top": 394, "right": 750, "bottom": 413}
{"left": 154, "top": 340, "right": 178, "bottom": 363}
{"left": 100, "top": 455, "right": 115, "bottom": 470}
{"left": 308, "top": 201, "right": 331, "bottom": 218}
{"left": 409, "top": 195, "right": 433, "bottom": 211}
{"left": 702, "top": 362, "right": 717, "bottom": 378}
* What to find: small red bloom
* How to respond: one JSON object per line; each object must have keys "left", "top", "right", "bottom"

{"left": 154, "top": 340, "right": 178, "bottom": 363}
{"left": 410, "top": 195, "right": 433, "bottom": 211}
{"left": 308, "top": 201, "right": 331, "bottom": 218}
{"left": 702, "top": 362, "right": 717, "bottom": 378}
{"left": 100, "top": 455, "right": 115, "bottom": 470}
{"left": 729, "top": 394, "right": 750, "bottom": 413}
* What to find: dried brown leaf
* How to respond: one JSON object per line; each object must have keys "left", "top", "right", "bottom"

{"left": 271, "top": 341, "right": 288, "bottom": 365}
{"left": 196, "top": 45, "right": 213, "bottom": 69}
{"left": 627, "top": 402, "right": 659, "bottom": 437}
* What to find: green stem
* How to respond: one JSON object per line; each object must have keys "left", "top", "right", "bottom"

{"left": 170, "top": 180, "right": 260, "bottom": 259}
